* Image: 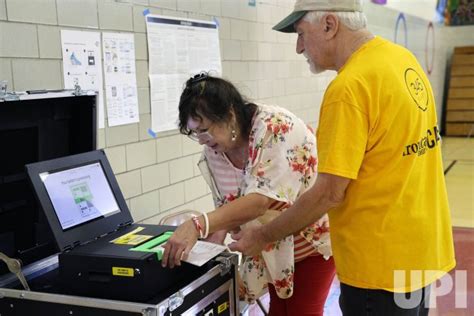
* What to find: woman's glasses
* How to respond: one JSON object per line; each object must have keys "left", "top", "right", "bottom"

{"left": 188, "top": 129, "right": 213, "bottom": 142}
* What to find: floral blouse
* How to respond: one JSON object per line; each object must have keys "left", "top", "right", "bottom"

{"left": 198, "top": 104, "right": 331, "bottom": 303}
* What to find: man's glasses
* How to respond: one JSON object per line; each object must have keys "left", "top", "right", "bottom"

{"left": 188, "top": 129, "right": 213, "bottom": 142}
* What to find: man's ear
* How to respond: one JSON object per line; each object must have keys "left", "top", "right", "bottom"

{"left": 323, "top": 13, "right": 339, "bottom": 38}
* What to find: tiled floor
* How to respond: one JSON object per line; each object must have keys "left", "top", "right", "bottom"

{"left": 247, "top": 137, "right": 474, "bottom": 315}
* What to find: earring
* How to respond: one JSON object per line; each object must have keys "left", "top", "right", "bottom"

{"left": 231, "top": 129, "right": 237, "bottom": 142}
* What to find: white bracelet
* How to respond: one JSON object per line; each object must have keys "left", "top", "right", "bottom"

{"left": 202, "top": 212, "right": 210, "bottom": 239}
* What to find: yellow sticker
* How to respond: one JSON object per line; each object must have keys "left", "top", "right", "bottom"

{"left": 114, "top": 234, "right": 154, "bottom": 245}
{"left": 112, "top": 267, "right": 134, "bottom": 277}
{"left": 110, "top": 227, "right": 149, "bottom": 245}
{"left": 218, "top": 301, "right": 228, "bottom": 313}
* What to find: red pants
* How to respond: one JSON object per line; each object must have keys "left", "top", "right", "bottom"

{"left": 268, "top": 255, "right": 336, "bottom": 316}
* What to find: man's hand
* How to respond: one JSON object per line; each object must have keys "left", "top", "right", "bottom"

{"left": 161, "top": 220, "right": 199, "bottom": 268}
{"left": 228, "top": 226, "right": 267, "bottom": 256}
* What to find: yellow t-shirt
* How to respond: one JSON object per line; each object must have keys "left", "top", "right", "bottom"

{"left": 317, "top": 36, "right": 455, "bottom": 292}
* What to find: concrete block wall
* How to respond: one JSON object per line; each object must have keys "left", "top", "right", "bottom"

{"left": 1, "top": 0, "right": 473, "bottom": 225}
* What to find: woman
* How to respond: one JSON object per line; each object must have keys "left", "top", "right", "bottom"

{"left": 162, "top": 73, "right": 335, "bottom": 315}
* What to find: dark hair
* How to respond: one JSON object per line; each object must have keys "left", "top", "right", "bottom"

{"left": 178, "top": 73, "right": 257, "bottom": 141}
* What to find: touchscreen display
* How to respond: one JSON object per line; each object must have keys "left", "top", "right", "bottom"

{"left": 40, "top": 162, "right": 120, "bottom": 230}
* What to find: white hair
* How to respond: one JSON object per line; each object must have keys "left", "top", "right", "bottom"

{"left": 303, "top": 11, "right": 368, "bottom": 31}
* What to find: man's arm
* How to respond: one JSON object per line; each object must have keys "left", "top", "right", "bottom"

{"left": 229, "top": 172, "right": 350, "bottom": 255}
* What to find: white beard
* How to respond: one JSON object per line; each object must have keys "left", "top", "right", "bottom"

{"left": 304, "top": 52, "right": 325, "bottom": 74}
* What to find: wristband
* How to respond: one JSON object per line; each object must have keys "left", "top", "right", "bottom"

{"left": 191, "top": 215, "right": 204, "bottom": 238}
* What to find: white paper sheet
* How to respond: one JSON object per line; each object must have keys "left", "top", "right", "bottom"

{"left": 61, "top": 30, "right": 105, "bottom": 129}
{"left": 183, "top": 241, "right": 228, "bottom": 267}
{"left": 146, "top": 15, "right": 222, "bottom": 133}
{"left": 102, "top": 32, "right": 140, "bottom": 127}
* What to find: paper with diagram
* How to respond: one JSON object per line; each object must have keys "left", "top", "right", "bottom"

{"left": 61, "top": 30, "right": 105, "bottom": 128}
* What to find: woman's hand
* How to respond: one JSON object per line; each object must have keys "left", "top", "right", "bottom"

{"left": 205, "top": 229, "right": 228, "bottom": 245}
{"left": 161, "top": 220, "right": 199, "bottom": 268}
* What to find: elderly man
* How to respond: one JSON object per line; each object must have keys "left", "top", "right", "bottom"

{"left": 229, "top": 0, "right": 455, "bottom": 315}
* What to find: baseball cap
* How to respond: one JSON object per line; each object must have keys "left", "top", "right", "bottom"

{"left": 273, "top": 0, "right": 363, "bottom": 33}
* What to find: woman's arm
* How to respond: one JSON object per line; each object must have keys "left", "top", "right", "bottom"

{"left": 207, "top": 193, "right": 272, "bottom": 232}
{"left": 161, "top": 193, "right": 273, "bottom": 268}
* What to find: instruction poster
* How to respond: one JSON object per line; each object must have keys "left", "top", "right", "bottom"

{"left": 146, "top": 15, "right": 222, "bottom": 133}
{"left": 61, "top": 30, "right": 105, "bottom": 129}
{"left": 102, "top": 32, "right": 140, "bottom": 127}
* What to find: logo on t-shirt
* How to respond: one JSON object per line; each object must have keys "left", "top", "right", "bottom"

{"left": 402, "top": 125, "right": 440, "bottom": 157}
{"left": 404, "top": 68, "right": 429, "bottom": 112}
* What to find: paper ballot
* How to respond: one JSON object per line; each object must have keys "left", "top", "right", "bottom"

{"left": 183, "top": 241, "right": 227, "bottom": 267}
